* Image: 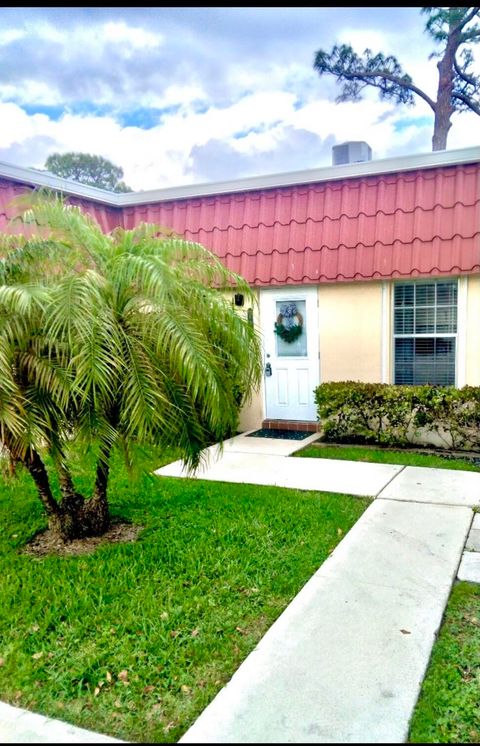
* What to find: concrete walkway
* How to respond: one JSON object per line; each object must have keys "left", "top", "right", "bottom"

{"left": 156, "top": 431, "right": 480, "bottom": 744}
{"left": 0, "top": 701, "right": 124, "bottom": 743}
{"left": 2, "top": 432, "right": 479, "bottom": 743}
{"left": 158, "top": 431, "right": 480, "bottom": 508}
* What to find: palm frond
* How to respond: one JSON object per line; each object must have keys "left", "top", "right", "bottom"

{"left": 0, "top": 194, "right": 263, "bottom": 485}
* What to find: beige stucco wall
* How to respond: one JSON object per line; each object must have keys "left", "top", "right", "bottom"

{"left": 229, "top": 289, "right": 264, "bottom": 432}
{"left": 465, "top": 274, "right": 480, "bottom": 386}
{"left": 234, "top": 273, "right": 480, "bottom": 430}
{"left": 238, "top": 384, "right": 264, "bottom": 432}
{"left": 238, "top": 281, "right": 387, "bottom": 428}
{"left": 318, "top": 281, "right": 385, "bottom": 383}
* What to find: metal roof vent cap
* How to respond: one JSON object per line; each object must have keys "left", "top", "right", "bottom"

{"left": 332, "top": 141, "right": 372, "bottom": 165}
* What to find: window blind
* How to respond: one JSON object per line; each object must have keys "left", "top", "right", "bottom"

{"left": 393, "top": 280, "right": 457, "bottom": 386}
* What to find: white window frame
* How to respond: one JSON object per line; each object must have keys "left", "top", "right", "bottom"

{"left": 392, "top": 278, "right": 459, "bottom": 386}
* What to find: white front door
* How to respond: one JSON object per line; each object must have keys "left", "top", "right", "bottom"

{"left": 260, "top": 286, "right": 319, "bottom": 422}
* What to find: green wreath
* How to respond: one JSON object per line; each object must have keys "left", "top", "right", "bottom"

{"left": 274, "top": 305, "right": 303, "bottom": 343}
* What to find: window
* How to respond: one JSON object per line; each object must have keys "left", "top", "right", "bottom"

{"left": 393, "top": 280, "right": 457, "bottom": 385}
{"left": 275, "top": 299, "right": 307, "bottom": 357}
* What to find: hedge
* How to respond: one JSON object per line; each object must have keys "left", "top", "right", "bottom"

{"left": 314, "top": 382, "right": 480, "bottom": 451}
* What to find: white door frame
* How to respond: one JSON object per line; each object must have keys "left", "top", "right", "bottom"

{"left": 259, "top": 286, "right": 319, "bottom": 422}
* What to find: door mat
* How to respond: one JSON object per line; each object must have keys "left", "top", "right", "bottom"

{"left": 246, "top": 428, "right": 312, "bottom": 441}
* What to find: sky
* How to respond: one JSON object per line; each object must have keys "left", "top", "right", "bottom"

{"left": 0, "top": 6, "right": 479, "bottom": 192}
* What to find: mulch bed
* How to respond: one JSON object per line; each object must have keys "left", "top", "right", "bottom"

{"left": 21, "top": 521, "right": 144, "bottom": 558}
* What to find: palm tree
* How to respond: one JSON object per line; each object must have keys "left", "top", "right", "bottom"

{"left": 0, "top": 194, "right": 262, "bottom": 541}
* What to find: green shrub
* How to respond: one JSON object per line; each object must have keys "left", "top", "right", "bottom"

{"left": 314, "top": 382, "right": 480, "bottom": 451}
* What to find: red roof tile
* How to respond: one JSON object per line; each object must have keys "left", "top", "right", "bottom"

{"left": 115, "top": 163, "right": 480, "bottom": 284}
{"left": 0, "top": 162, "right": 479, "bottom": 284}
{"left": 0, "top": 178, "right": 123, "bottom": 236}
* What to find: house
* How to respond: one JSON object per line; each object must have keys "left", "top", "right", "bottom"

{"left": 0, "top": 143, "right": 479, "bottom": 433}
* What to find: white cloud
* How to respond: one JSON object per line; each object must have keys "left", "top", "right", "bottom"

{"left": 0, "top": 7, "right": 477, "bottom": 191}
{"left": 138, "top": 83, "right": 207, "bottom": 112}
{"left": 27, "top": 19, "right": 163, "bottom": 52}
{"left": 446, "top": 109, "right": 480, "bottom": 150}
{"left": 0, "top": 28, "right": 25, "bottom": 45}
{"left": 0, "top": 91, "right": 451, "bottom": 192}
{"left": 0, "top": 81, "right": 64, "bottom": 107}
{"left": 337, "top": 29, "right": 388, "bottom": 53}
{"left": 30, "top": 22, "right": 65, "bottom": 44}
{"left": 0, "top": 104, "right": 51, "bottom": 148}
{"left": 103, "top": 21, "right": 161, "bottom": 49}
{"left": 158, "top": 91, "right": 298, "bottom": 145}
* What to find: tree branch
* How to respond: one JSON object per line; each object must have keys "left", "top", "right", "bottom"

{"left": 456, "top": 6, "right": 480, "bottom": 32}
{"left": 339, "top": 70, "right": 437, "bottom": 112}
{"left": 460, "top": 27, "right": 480, "bottom": 42}
{"left": 453, "top": 56, "right": 478, "bottom": 85}
{"left": 451, "top": 90, "right": 480, "bottom": 114}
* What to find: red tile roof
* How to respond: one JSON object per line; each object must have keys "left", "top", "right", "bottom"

{"left": 0, "top": 178, "right": 123, "bottom": 235}
{"left": 121, "top": 163, "right": 480, "bottom": 284}
{"left": 1, "top": 160, "right": 479, "bottom": 285}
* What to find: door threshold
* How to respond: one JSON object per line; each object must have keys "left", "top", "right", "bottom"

{"left": 262, "top": 419, "right": 320, "bottom": 433}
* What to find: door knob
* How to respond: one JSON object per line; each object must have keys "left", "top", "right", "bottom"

{"left": 265, "top": 362, "right": 272, "bottom": 376}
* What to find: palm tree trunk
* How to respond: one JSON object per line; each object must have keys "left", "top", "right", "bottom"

{"left": 23, "top": 448, "right": 64, "bottom": 536}
{"left": 80, "top": 444, "right": 111, "bottom": 536}
{"left": 24, "top": 447, "right": 110, "bottom": 541}
{"left": 57, "top": 461, "right": 85, "bottom": 513}
{"left": 54, "top": 448, "right": 111, "bottom": 539}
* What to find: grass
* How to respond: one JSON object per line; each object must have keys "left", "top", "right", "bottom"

{"left": 0, "top": 446, "right": 369, "bottom": 743}
{"left": 294, "top": 442, "right": 480, "bottom": 472}
{"left": 409, "top": 582, "right": 480, "bottom": 743}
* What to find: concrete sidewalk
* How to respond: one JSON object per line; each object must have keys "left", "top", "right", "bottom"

{"left": 0, "top": 702, "right": 124, "bottom": 743}
{"left": 2, "top": 431, "right": 479, "bottom": 743}
{"left": 157, "top": 431, "right": 480, "bottom": 508}
{"left": 157, "top": 431, "right": 480, "bottom": 743}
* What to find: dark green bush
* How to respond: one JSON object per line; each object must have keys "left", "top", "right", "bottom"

{"left": 314, "top": 382, "right": 480, "bottom": 451}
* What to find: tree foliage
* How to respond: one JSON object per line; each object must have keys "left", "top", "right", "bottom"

{"left": 44, "top": 152, "right": 133, "bottom": 192}
{"left": 0, "top": 193, "right": 262, "bottom": 541}
{"left": 313, "top": 7, "right": 480, "bottom": 150}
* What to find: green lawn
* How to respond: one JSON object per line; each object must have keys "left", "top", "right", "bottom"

{"left": 409, "top": 582, "right": 480, "bottom": 743}
{"left": 294, "top": 443, "right": 480, "bottom": 472}
{"left": 0, "top": 447, "right": 369, "bottom": 743}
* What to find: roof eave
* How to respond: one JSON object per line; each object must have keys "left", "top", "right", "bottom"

{"left": 0, "top": 162, "right": 123, "bottom": 206}
{"left": 0, "top": 145, "right": 479, "bottom": 207}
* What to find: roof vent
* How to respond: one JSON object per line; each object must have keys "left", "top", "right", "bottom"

{"left": 332, "top": 141, "right": 372, "bottom": 166}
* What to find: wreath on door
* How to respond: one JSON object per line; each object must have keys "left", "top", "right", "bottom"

{"left": 274, "top": 302, "right": 303, "bottom": 343}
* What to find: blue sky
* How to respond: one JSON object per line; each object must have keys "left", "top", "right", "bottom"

{"left": 0, "top": 7, "right": 478, "bottom": 191}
